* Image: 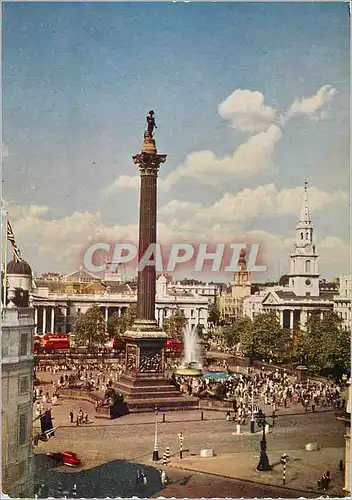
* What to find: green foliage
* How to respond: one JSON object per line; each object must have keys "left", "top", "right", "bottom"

{"left": 279, "top": 274, "right": 290, "bottom": 286}
{"left": 164, "top": 309, "right": 187, "bottom": 340}
{"left": 73, "top": 304, "right": 106, "bottom": 352}
{"left": 208, "top": 303, "right": 220, "bottom": 325}
{"left": 298, "top": 311, "right": 350, "bottom": 374}
{"left": 223, "top": 317, "right": 252, "bottom": 349}
{"left": 241, "top": 312, "right": 292, "bottom": 361}
{"left": 107, "top": 304, "right": 137, "bottom": 341}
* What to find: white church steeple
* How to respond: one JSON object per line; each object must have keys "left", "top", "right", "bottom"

{"left": 289, "top": 180, "right": 319, "bottom": 297}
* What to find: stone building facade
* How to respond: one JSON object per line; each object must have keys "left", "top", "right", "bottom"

{"left": 1, "top": 260, "right": 35, "bottom": 497}
{"left": 32, "top": 274, "right": 210, "bottom": 334}
{"left": 262, "top": 183, "right": 334, "bottom": 330}
{"left": 334, "top": 275, "right": 351, "bottom": 331}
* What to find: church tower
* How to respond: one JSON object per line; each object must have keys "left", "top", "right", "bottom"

{"left": 289, "top": 180, "right": 319, "bottom": 296}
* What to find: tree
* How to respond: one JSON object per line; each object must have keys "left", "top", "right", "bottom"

{"left": 298, "top": 311, "right": 350, "bottom": 376}
{"left": 164, "top": 309, "right": 187, "bottom": 340}
{"left": 208, "top": 303, "right": 220, "bottom": 325}
{"left": 223, "top": 317, "right": 252, "bottom": 349}
{"left": 107, "top": 305, "right": 137, "bottom": 341}
{"left": 73, "top": 305, "right": 106, "bottom": 352}
{"left": 251, "top": 311, "right": 291, "bottom": 361}
{"left": 279, "top": 274, "right": 290, "bottom": 286}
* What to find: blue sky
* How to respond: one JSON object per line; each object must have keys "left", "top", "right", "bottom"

{"left": 2, "top": 2, "right": 350, "bottom": 280}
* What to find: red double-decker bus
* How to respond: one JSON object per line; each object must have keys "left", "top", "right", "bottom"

{"left": 37, "top": 333, "right": 70, "bottom": 353}
{"left": 166, "top": 339, "right": 183, "bottom": 353}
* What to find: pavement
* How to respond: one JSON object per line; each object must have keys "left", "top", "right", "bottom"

{"left": 34, "top": 369, "right": 346, "bottom": 498}
{"left": 161, "top": 448, "right": 345, "bottom": 496}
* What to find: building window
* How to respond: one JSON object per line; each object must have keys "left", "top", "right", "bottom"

{"left": 18, "top": 413, "right": 28, "bottom": 446}
{"left": 305, "top": 260, "right": 311, "bottom": 273}
{"left": 2, "top": 331, "right": 10, "bottom": 357}
{"left": 306, "top": 292, "right": 311, "bottom": 297}
{"left": 19, "top": 376, "right": 29, "bottom": 395}
{"left": 19, "top": 333, "right": 27, "bottom": 356}
{"left": 300, "top": 232, "right": 303, "bottom": 240}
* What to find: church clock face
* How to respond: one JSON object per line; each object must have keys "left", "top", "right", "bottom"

{"left": 305, "top": 279, "right": 311, "bottom": 286}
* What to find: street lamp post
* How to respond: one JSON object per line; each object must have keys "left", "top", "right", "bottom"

{"left": 256, "top": 409, "right": 271, "bottom": 471}
{"left": 152, "top": 406, "right": 159, "bottom": 461}
{"left": 250, "top": 392, "right": 255, "bottom": 433}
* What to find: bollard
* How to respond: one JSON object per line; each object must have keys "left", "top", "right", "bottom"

{"left": 250, "top": 419, "right": 255, "bottom": 433}
{"left": 236, "top": 424, "right": 241, "bottom": 435}
{"left": 162, "top": 413, "right": 166, "bottom": 423}
{"left": 201, "top": 411, "right": 204, "bottom": 421}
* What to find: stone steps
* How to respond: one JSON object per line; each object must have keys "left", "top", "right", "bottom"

{"left": 126, "top": 396, "right": 199, "bottom": 413}
{"left": 116, "top": 381, "right": 180, "bottom": 400}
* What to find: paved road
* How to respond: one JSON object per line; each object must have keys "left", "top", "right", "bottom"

{"left": 35, "top": 406, "right": 345, "bottom": 497}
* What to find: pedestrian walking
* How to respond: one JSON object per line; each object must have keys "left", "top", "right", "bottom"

{"left": 160, "top": 469, "right": 168, "bottom": 487}
{"left": 136, "top": 469, "right": 141, "bottom": 484}
{"left": 69, "top": 411, "right": 74, "bottom": 423}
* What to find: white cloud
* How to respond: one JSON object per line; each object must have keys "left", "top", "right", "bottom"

{"left": 159, "top": 200, "right": 203, "bottom": 217}
{"left": 162, "top": 184, "right": 348, "bottom": 226}
{"left": 277, "top": 186, "right": 348, "bottom": 214}
{"left": 5, "top": 191, "right": 349, "bottom": 280}
{"left": 101, "top": 125, "right": 283, "bottom": 194}
{"left": 101, "top": 175, "right": 139, "bottom": 197}
{"left": 218, "top": 89, "right": 278, "bottom": 133}
{"left": 284, "top": 85, "right": 337, "bottom": 122}
{"left": 161, "top": 124, "right": 283, "bottom": 190}
{"left": 4, "top": 200, "right": 50, "bottom": 219}
{"left": 101, "top": 85, "right": 337, "bottom": 194}
{"left": 318, "top": 236, "right": 350, "bottom": 268}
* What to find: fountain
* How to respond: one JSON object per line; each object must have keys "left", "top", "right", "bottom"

{"left": 176, "top": 324, "right": 203, "bottom": 377}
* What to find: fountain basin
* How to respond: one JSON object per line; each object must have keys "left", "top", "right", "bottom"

{"left": 176, "top": 367, "right": 203, "bottom": 377}
{"left": 203, "top": 371, "right": 231, "bottom": 380}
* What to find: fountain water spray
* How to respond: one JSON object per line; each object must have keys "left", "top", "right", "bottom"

{"left": 176, "top": 324, "right": 203, "bottom": 377}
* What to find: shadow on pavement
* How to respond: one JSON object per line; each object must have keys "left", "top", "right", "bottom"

{"left": 35, "top": 454, "right": 165, "bottom": 498}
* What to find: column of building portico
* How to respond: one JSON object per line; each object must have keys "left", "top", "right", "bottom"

{"left": 105, "top": 307, "right": 108, "bottom": 323}
{"left": 43, "top": 307, "right": 47, "bottom": 334}
{"left": 320, "top": 311, "right": 324, "bottom": 320}
{"left": 301, "top": 310, "right": 308, "bottom": 331}
{"left": 51, "top": 307, "right": 55, "bottom": 333}
{"left": 279, "top": 310, "right": 284, "bottom": 327}
{"left": 118, "top": 308, "right": 121, "bottom": 317}
{"left": 289, "top": 310, "right": 294, "bottom": 330}
{"left": 34, "top": 308, "right": 38, "bottom": 334}
{"left": 63, "top": 307, "right": 67, "bottom": 333}
{"left": 196, "top": 308, "right": 201, "bottom": 325}
{"left": 159, "top": 308, "right": 164, "bottom": 328}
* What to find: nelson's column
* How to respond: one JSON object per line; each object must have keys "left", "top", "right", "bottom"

{"left": 116, "top": 112, "right": 197, "bottom": 414}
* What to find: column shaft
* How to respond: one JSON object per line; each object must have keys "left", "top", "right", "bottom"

{"left": 51, "top": 308, "right": 55, "bottom": 333}
{"left": 43, "top": 307, "right": 47, "bottom": 334}
{"left": 137, "top": 172, "right": 157, "bottom": 321}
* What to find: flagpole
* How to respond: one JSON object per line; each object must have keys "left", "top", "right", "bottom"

{"left": 3, "top": 210, "right": 8, "bottom": 306}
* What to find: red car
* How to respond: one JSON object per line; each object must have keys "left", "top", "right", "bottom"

{"left": 47, "top": 451, "right": 81, "bottom": 467}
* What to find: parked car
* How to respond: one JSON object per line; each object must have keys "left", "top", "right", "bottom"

{"left": 47, "top": 451, "right": 81, "bottom": 467}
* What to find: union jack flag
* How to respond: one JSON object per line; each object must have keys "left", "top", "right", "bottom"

{"left": 6, "top": 220, "right": 21, "bottom": 262}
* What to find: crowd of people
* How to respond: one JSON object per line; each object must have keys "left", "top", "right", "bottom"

{"left": 169, "top": 365, "right": 346, "bottom": 423}
{"left": 35, "top": 359, "right": 126, "bottom": 393}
